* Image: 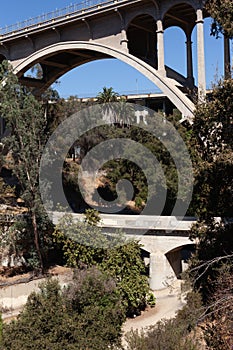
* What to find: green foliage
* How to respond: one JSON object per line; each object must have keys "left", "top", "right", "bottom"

{"left": 0, "top": 61, "right": 52, "bottom": 271}
{"left": 187, "top": 78, "right": 233, "bottom": 347}
{"left": 205, "top": 0, "right": 233, "bottom": 38}
{"left": 101, "top": 241, "right": 149, "bottom": 316}
{"left": 146, "top": 292, "right": 156, "bottom": 307}
{"left": 192, "top": 79, "right": 232, "bottom": 162}
{"left": 84, "top": 208, "right": 101, "bottom": 226}
{"left": 1, "top": 279, "right": 70, "bottom": 350}
{"left": 46, "top": 95, "right": 84, "bottom": 134}
{"left": 65, "top": 266, "right": 125, "bottom": 348}
{"left": 1, "top": 271, "right": 125, "bottom": 350}
{"left": 203, "top": 264, "right": 233, "bottom": 350}
{"left": 189, "top": 221, "right": 233, "bottom": 301}
{"left": 0, "top": 178, "right": 16, "bottom": 206}
{"left": 190, "top": 78, "right": 233, "bottom": 218}
{"left": 54, "top": 213, "right": 149, "bottom": 317}
{"left": 190, "top": 154, "right": 232, "bottom": 218}
{"left": 98, "top": 114, "right": 190, "bottom": 214}
{"left": 97, "top": 86, "right": 119, "bottom": 103}
{"left": 0, "top": 313, "right": 2, "bottom": 344}
{"left": 125, "top": 290, "right": 203, "bottom": 350}
{"left": 125, "top": 321, "right": 200, "bottom": 350}
{"left": 53, "top": 214, "right": 108, "bottom": 267}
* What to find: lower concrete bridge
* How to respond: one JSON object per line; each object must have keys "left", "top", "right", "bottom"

{"left": 52, "top": 212, "right": 196, "bottom": 290}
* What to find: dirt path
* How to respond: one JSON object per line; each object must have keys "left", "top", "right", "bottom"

{"left": 122, "top": 280, "right": 185, "bottom": 347}
{"left": 1, "top": 270, "right": 186, "bottom": 347}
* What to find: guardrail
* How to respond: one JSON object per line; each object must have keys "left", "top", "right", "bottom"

{"left": 0, "top": 0, "right": 120, "bottom": 37}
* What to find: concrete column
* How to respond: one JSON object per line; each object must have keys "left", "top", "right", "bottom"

{"left": 224, "top": 35, "right": 231, "bottom": 79}
{"left": 186, "top": 33, "right": 194, "bottom": 87}
{"left": 120, "top": 29, "right": 128, "bottom": 52}
{"left": 149, "top": 251, "right": 176, "bottom": 290}
{"left": 156, "top": 20, "right": 166, "bottom": 76}
{"left": 196, "top": 9, "right": 206, "bottom": 99}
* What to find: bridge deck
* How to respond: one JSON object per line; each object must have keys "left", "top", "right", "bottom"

{"left": 52, "top": 212, "right": 197, "bottom": 232}
{"left": 0, "top": 0, "right": 128, "bottom": 38}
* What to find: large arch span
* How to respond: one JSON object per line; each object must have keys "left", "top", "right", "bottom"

{"left": 12, "top": 41, "right": 195, "bottom": 121}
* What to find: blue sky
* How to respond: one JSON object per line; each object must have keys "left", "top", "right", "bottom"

{"left": 0, "top": 0, "right": 229, "bottom": 98}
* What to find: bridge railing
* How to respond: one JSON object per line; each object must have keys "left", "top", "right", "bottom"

{"left": 0, "top": 0, "right": 119, "bottom": 37}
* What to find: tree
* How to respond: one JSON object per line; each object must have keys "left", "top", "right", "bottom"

{"left": 101, "top": 240, "right": 149, "bottom": 316}
{"left": 0, "top": 313, "right": 2, "bottom": 345}
{"left": 0, "top": 61, "right": 52, "bottom": 271}
{"left": 205, "top": 0, "right": 233, "bottom": 39}
{"left": 65, "top": 266, "right": 125, "bottom": 349}
{"left": 45, "top": 95, "right": 84, "bottom": 135}
{"left": 205, "top": 0, "right": 232, "bottom": 79}
{"left": 1, "top": 272, "right": 125, "bottom": 350}
{"left": 53, "top": 212, "right": 149, "bottom": 317}
{"left": 96, "top": 86, "right": 119, "bottom": 103}
{"left": 190, "top": 78, "right": 233, "bottom": 218}
{"left": 1, "top": 279, "right": 71, "bottom": 350}
{"left": 187, "top": 78, "right": 233, "bottom": 347}
{"left": 125, "top": 291, "right": 203, "bottom": 350}
{"left": 53, "top": 214, "right": 110, "bottom": 268}
{"left": 203, "top": 263, "right": 233, "bottom": 350}
{"left": 84, "top": 208, "right": 101, "bottom": 225}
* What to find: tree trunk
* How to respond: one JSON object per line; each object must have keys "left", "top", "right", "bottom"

{"left": 31, "top": 210, "right": 44, "bottom": 273}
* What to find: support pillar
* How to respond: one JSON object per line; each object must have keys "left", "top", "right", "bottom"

{"left": 149, "top": 251, "right": 176, "bottom": 290}
{"left": 196, "top": 9, "right": 206, "bottom": 100}
{"left": 120, "top": 28, "right": 128, "bottom": 52}
{"left": 115, "top": 9, "right": 128, "bottom": 52}
{"left": 186, "top": 33, "right": 194, "bottom": 87}
{"left": 156, "top": 20, "right": 166, "bottom": 76}
{"left": 224, "top": 35, "right": 231, "bottom": 79}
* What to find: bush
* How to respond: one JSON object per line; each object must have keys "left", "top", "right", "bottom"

{"left": 1, "top": 269, "right": 126, "bottom": 350}
{"left": 125, "top": 290, "right": 204, "bottom": 350}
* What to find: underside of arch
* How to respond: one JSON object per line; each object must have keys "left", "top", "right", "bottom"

{"left": 13, "top": 41, "right": 195, "bottom": 120}
{"left": 165, "top": 243, "right": 195, "bottom": 278}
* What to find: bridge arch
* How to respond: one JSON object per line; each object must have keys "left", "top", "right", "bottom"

{"left": 12, "top": 41, "right": 195, "bottom": 119}
{"left": 125, "top": 6, "right": 158, "bottom": 27}
{"left": 163, "top": 2, "right": 196, "bottom": 32}
{"left": 160, "top": 0, "right": 198, "bottom": 20}
{"left": 149, "top": 242, "right": 195, "bottom": 290}
{"left": 127, "top": 14, "right": 157, "bottom": 67}
{"left": 165, "top": 243, "right": 195, "bottom": 279}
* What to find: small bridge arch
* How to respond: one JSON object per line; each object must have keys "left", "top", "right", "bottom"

{"left": 149, "top": 242, "right": 195, "bottom": 290}
{"left": 165, "top": 243, "right": 196, "bottom": 279}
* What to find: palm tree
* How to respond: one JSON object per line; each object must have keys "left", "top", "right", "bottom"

{"left": 96, "top": 87, "right": 119, "bottom": 123}
{"left": 96, "top": 86, "right": 119, "bottom": 103}
{"left": 96, "top": 87, "right": 135, "bottom": 125}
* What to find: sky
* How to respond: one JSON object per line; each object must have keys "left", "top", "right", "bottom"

{"left": 0, "top": 0, "right": 230, "bottom": 98}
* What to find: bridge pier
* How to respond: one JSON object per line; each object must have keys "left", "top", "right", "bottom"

{"left": 196, "top": 8, "right": 206, "bottom": 99}
{"left": 149, "top": 251, "right": 177, "bottom": 290}
{"left": 156, "top": 20, "right": 166, "bottom": 77}
{"left": 186, "top": 33, "right": 195, "bottom": 88}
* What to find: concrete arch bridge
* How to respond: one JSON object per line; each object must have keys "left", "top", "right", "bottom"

{"left": 52, "top": 212, "right": 197, "bottom": 290}
{"left": 0, "top": 0, "right": 230, "bottom": 121}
